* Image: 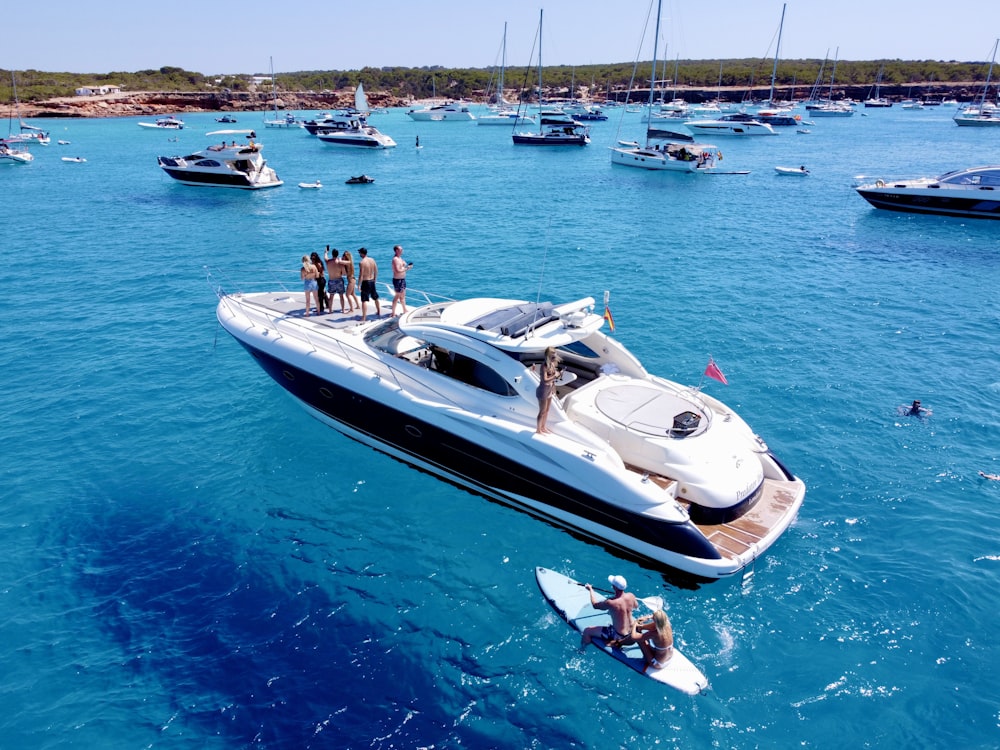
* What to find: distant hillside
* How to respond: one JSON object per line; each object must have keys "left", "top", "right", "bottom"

{"left": 2, "top": 60, "right": 996, "bottom": 104}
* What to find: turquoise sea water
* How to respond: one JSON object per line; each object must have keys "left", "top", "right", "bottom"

{"left": 2, "top": 105, "right": 999, "bottom": 748}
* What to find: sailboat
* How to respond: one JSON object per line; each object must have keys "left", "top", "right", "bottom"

{"left": 263, "top": 58, "right": 302, "bottom": 128}
{"left": 512, "top": 10, "right": 590, "bottom": 146}
{"left": 2, "top": 72, "right": 35, "bottom": 164}
{"left": 610, "top": 0, "right": 724, "bottom": 171}
{"left": 864, "top": 64, "right": 892, "bottom": 107}
{"left": 5, "top": 71, "right": 49, "bottom": 146}
{"left": 808, "top": 47, "right": 854, "bottom": 117}
{"left": 754, "top": 4, "right": 802, "bottom": 127}
{"left": 478, "top": 23, "right": 535, "bottom": 126}
{"left": 954, "top": 39, "right": 1000, "bottom": 126}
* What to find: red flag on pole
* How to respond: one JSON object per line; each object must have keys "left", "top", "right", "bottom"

{"left": 704, "top": 358, "right": 728, "bottom": 385}
{"left": 603, "top": 305, "right": 615, "bottom": 332}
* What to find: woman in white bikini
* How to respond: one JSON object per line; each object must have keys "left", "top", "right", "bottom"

{"left": 635, "top": 609, "right": 673, "bottom": 671}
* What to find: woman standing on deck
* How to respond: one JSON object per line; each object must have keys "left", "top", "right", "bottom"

{"left": 342, "top": 250, "right": 360, "bottom": 313}
{"left": 310, "top": 251, "right": 328, "bottom": 313}
{"left": 535, "top": 347, "right": 561, "bottom": 434}
{"left": 301, "top": 255, "right": 319, "bottom": 316}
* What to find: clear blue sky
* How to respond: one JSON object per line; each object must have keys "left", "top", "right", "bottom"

{"left": 7, "top": 0, "right": 998, "bottom": 74}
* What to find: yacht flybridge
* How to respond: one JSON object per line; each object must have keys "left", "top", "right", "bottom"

{"left": 214, "top": 282, "right": 806, "bottom": 579}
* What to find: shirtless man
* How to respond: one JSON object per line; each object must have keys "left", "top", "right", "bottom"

{"left": 390, "top": 244, "right": 413, "bottom": 317}
{"left": 358, "top": 247, "right": 380, "bottom": 322}
{"left": 323, "top": 246, "right": 348, "bottom": 314}
{"left": 580, "top": 575, "right": 638, "bottom": 648}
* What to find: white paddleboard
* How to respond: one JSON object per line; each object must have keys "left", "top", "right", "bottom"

{"left": 535, "top": 567, "right": 708, "bottom": 695}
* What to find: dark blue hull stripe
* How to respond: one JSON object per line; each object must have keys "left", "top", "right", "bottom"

{"left": 161, "top": 168, "right": 257, "bottom": 188}
{"left": 859, "top": 191, "right": 1000, "bottom": 219}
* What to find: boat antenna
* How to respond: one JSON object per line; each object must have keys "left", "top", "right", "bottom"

{"left": 528, "top": 220, "right": 554, "bottom": 339}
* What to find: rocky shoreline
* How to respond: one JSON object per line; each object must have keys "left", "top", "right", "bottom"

{"left": 17, "top": 82, "right": 984, "bottom": 119}
{"left": 17, "top": 90, "right": 407, "bottom": 119}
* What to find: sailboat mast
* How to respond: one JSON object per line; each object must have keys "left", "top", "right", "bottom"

{"left": 538, "top": 9, "right": 544, "bottom": 111}
{"left": 981, "top": 38, "right": 998, "bottom": 107}
{"left": 828, "top": 47, "right": 839, "bottom": 100}
{"left": 646, "top": 0, "right": 663, "bottom": 145}
{"left": 499, "top": 22, "right": 507, "bottom": 105}
{"left": 768, "top": 3, "right": 786, "bottom": 105}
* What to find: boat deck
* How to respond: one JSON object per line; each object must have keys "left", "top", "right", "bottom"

{"left": 695, "top": 479, "right": 799, "bottom": 559}
{"left": 229, "top": 289, "right": 386, "bottom": 332}
{"left": 628, "top": 467, "right": 797, "bottom": 561}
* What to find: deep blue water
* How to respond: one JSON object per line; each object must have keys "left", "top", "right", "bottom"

{"left": 2, "top": 105, "right": 999, "bottom": 748}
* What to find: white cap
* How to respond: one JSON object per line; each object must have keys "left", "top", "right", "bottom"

{"left": 608, "top": 574, "right": 627, "bottom": 591}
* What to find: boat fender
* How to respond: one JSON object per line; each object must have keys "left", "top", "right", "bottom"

{"left": 875, "top": 180, "right": 885, "bottom": 188}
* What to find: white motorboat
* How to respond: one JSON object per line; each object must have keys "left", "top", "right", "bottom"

{"left": 684, "top": 112, "right": 777, "bottom": 136}
{"left": 314, "top": 116, "right": 397, "bottom": 149}
{"left": 406, "top": 101, "right": 476, "bottom": 121}
{"left": 61, "top": 156, "right": 87, "bottom": 163}
{"left": 138, "top": 116, "right": 185, "bottom": 130}
{"left": 611, "top": 130, "right": 723, "bottom": 173}
{"left": 309, "top": 85, "right": 396, "bottom": 148}
{"left": 213, "top": 284, "right": 806, "bottom": 579}
{"left": 156, "top": 129, "right": 282, "bottom": 189}
{"left": 0, "top": 140, "right": 33, "bottom": 164}
{"left": 855, "top": 166, "right": 1000, "bottom": 219}
{"left": 303, "top": 109, "right": 362, "bottom": 134}
{"left": 775, "top": 165, "right": 809, "bottom": 175}
{"left": 477, "top": 108, "right": 535, "bottom": 126}
{"left": 298, "top": 181, "right": 322, "bottom": 189}
{"left": 610, "top": 0, "right": 722, "bottom": 173}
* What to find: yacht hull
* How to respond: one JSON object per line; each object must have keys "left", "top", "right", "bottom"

{"left": 238, "top": 341, "right": 731, "bottom": 575}
{"left": 856, "top": 188, "right": 1000, "bottom": 219}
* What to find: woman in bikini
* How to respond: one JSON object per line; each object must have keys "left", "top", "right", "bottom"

{"left": 635, "top": 609, "right": 673, "bottom": 671}
{"left": 300, "top": 255, "right": 319, "bottom": 317}
{"left": 534, "top": 347, "right": 561, "bottom": 434}
{"left": 342, "top": 250, "right": 360, "bottom": 313}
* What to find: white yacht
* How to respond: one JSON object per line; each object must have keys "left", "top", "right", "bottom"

{"left": 0, "top": 140, "right": 33, "bottom": 164}
{"left": 684, "top": 112, "right": 777, "bottom": 136}
{"left": 156, "top": 130, "right": 282, "bottom": 189}
{"left": 213, "top": 284, "right": 806, "bottom": 579}
{"left": 477, "top": 108, "right": 535, "bottom": 126}
{"left": 138, "top": 116, "right": 185, "bottom": 130}
{"left": 313, "top": 115, "right": 397, "bottom": 149}
{"left": 856, "top": 166, "right": 1000, "bottom": 219}
{"left": 406, "top": 101, "right": 476, "bottom": 121}
{"left": 611, "top": 128, "right": 722, "bottom": 173}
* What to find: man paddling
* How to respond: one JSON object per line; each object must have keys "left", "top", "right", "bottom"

{"left": 580, "top": 575, "right": 638, "bottom": 649}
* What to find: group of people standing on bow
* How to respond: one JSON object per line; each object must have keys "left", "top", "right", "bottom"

{"left": 300, "top": 244, "right": 412, "bottom": 323}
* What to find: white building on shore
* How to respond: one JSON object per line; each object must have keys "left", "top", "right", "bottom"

{"left": 75, "top": 84, "right": 123, "bottom": 96}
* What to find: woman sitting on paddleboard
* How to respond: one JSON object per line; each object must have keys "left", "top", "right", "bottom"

{"left": 634, "top": 610, "right": 674, "bottom": 671}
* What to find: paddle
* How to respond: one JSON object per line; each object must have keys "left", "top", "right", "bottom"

{"left": 578, "top": 582, "right": 664, "bottom": 613}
